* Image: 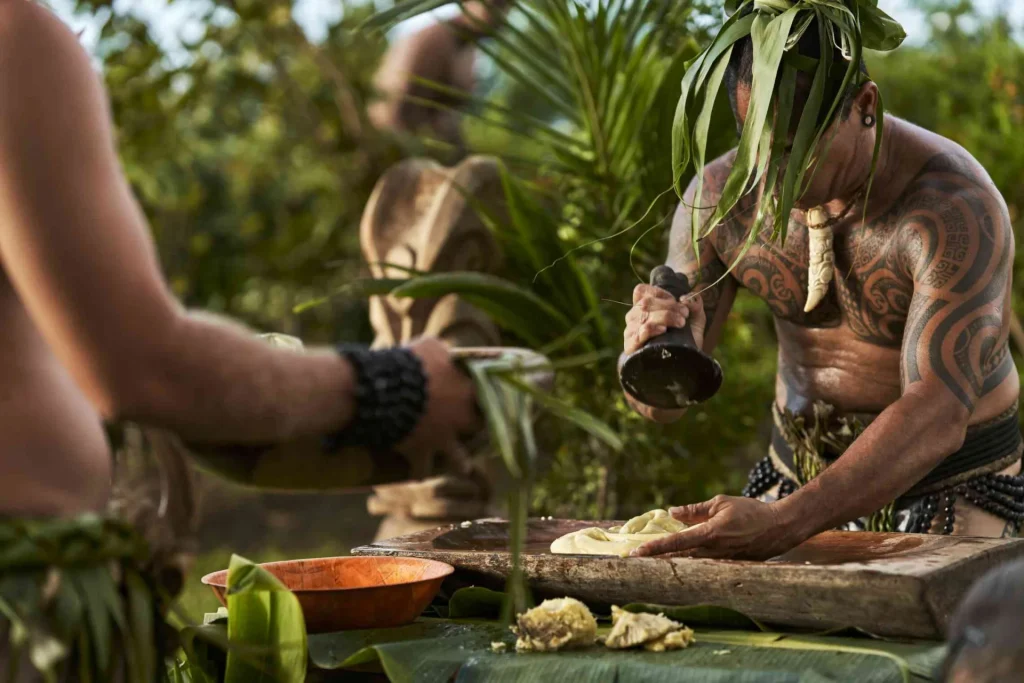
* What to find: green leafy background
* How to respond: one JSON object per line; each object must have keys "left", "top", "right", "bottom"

{"left": 51, "top": 0, "right": 1024, "bottom": 622}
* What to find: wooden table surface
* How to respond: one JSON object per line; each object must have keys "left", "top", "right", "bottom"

{"left": 352, "top": 518, "right": 1024, "bottom": 639}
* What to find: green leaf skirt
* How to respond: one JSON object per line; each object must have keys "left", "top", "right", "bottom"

{"left": 0, "top": 513, "right": 169, "bottom": 683}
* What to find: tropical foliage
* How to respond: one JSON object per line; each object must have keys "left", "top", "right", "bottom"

{"left": 68, "top": 0, "right": 398, "bottom": 342}
{"left": 354, "top": 0, "right": 790, "bottom": 519}
{"left": 64, "top": 0, "right": 1024, "bottom": 531}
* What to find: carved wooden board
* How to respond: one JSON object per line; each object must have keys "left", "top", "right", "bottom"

{"left": 352, "top": 518, "right": 1024, "bottom": 639}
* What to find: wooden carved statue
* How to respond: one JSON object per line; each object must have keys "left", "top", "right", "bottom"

{"left": 361, "top": 155, "right": 504, "bottom": 348}
{"left": 360, "top": 155, "right": 510, "bottom": 540}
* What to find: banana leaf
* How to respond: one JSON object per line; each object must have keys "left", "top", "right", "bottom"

{"left": 307, "top": 618, "right": 944, "bottom": 682}
{"left": 222, "top": 554, "right": 306, "bottom": 683}
{"left": 445, "top": 588, "right": 766, "bottom": 630}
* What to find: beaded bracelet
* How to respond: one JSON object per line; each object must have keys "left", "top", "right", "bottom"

{"left": 324, "top": 345, "right": 428, "bottom": 452}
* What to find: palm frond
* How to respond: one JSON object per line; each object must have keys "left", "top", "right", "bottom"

{"left": 390, "top": 272, "right": 583, "bottom": 348}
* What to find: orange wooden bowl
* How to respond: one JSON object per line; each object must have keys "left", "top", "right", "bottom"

{"left": 200, "top": 556, "right": 454, "bottom": 633}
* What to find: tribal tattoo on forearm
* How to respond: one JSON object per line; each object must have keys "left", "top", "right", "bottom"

{"left": 899, "top": 153, "right": 1014, "bottom": 411}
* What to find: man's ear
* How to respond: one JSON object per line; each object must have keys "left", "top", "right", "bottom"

{"left": 851, "top": 81, "right": 879, "bottom": 121}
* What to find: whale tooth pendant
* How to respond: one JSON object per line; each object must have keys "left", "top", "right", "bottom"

{"left": 804, "top": 206, "right": 834, "bottom": 313}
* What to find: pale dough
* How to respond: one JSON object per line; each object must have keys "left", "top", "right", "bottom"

{"left": 550, "top": 510, "right": 692, "bottom": 558}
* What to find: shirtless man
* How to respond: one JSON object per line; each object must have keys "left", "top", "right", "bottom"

{"left": 369, "top": 1, "right": 510, "bottom": 151}
{"left": 624, "top": 18, "right": 1021, "bottom": 560}
{"left": 0, "top": 2, "right": 478, "bottom": 677}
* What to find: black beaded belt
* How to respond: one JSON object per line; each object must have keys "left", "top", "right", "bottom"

{"left": 911, "top": 408, "right": 1023, "bottom": 494}
{"left": 769, "top": 404, "right": 1023, "bottom": 496}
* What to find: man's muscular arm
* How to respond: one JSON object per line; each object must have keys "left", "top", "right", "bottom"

{"left": 0, "top": 4, "right": 475, "bottom": 450}
{"left": 777, "top": 155, "right": 1015, "bottom": 536}
{"left": 620, "top": 174, "right": 738, "bottom": 422}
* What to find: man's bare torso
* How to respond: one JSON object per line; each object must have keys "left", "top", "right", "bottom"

{"left": 0, "top": 2, "right": 112, "bottom": 515}
{"left": 689, "top": 118, "right": 1018, "bottom": 423}
{"left": 0, "top": 269, "right": 111, "bottom": 515}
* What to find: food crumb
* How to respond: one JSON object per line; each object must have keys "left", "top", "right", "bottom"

{"left": 490, "top": 641, "right": 508, "bottom": 653}
{"left": 713, "top": 650, "right": 731, "bottom": 656}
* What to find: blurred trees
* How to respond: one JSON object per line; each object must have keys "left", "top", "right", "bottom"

{"left": 61, "top": 0, "right": 1024, "bottom": 519}
{"left": 70, "top": 0, "right": 407, "bottom": 342}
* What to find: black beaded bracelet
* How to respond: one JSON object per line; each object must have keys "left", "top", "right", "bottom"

{"left": 324, "top": 345, "right": 428, "bottom": 452}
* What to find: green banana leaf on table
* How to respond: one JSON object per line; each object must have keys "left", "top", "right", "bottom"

{"left": 308, "top": 587, "right": 945, "bottom": 682}
{"left": 193, "top": 572, "right": 945, "bottom": 682}
{"left": 307, "top": 621, "right": 945, "bottom": 682}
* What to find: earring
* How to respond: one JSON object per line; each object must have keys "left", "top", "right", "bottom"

{"left": 863, "top": 114, "right": 876, "bottom": 128}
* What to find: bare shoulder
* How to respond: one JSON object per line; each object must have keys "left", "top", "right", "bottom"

{"left": 0, "top": 0, "right": 86, "bottom": 61}
{"left": 673, "top": 149, "right": 739, "bottom": 234}
{"left": 898, "top": 120, "right": 1006, "bottom": 210}
{"left": 0, "top": 0, "right": 115, "bottom": 174}
{"left": 681, "top": 149, "right": 738, "bottom": 205}
{"left": 0, "top": 0, "right": 105, "bottom": 113}
{"left": 668, "top": 150, "right": 739, "bottom": 274}
{"left": 893, "top": 121, "right": 1012, "bottom": 282}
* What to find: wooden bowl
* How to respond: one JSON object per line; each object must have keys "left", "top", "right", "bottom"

{"left": 200, "top": 556, "right": 454, "bottom": 633}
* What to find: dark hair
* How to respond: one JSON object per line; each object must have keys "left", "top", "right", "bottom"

{"left": 941, "top": 558, "right": 1024, "bottom": 682}
{"left": 724, "top": 7, "right": 869, "bottom": 129}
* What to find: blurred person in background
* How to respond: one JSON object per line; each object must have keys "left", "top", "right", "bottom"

{"left": 369, "top": 0, "right": 511, "bottom": 155}
{"left": 942, "top": 558, "right": 1024, "bottom": 682}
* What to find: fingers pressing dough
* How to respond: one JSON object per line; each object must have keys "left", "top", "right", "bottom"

{"left": 550, "top": 510, "right": 691, "bottom": 558}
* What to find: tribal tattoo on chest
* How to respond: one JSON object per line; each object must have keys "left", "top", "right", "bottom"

{"left": 671, "top": 152, "right": 1014, "bottom": 411}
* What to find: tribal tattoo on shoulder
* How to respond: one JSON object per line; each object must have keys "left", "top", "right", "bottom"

{"left": 667, "top": 197, "right": 730, "bottom": 323}
{"left": 899, "top": 153, "right": 1015, "bottom": 411}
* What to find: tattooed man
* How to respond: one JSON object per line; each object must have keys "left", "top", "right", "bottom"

{"left": 623, "top": 21, "right": 1021, "bottom": 559}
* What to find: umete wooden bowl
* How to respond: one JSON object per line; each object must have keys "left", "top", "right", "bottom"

{"left": 200, "top": 556, "right": 454, "bottom": 633}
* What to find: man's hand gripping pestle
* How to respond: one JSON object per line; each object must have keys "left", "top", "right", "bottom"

{"left": 618, "top": 266, "right": 723, "bottom": 409}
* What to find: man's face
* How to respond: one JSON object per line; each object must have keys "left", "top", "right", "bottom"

{"left": 734, "top": 83, "right": 863, "bottom": 209}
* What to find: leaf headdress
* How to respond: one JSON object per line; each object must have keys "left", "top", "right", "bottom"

{"left": 672, "top": 0, "right": 905, "bottom": 309}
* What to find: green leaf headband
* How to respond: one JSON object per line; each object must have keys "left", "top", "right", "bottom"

{"left": 672, "top": 0, "right": 906, "bottom": 260}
